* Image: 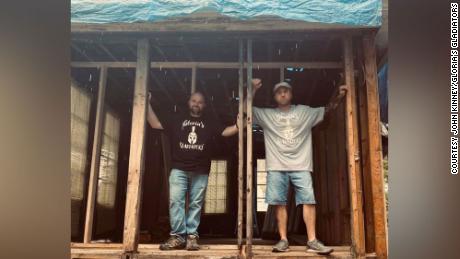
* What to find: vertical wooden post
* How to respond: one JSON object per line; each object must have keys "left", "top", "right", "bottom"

{"left": 245, "top": 39, "right": 254, "bottom": 257}
{"left": 343, "top": 35, "right": 366, "bottom": 256}
{"left": 237, "top": 39, "right": 244, "bottom": 248}
{"left": 356, "top": 39, "right": 376, "bottom": 253}
{"left": 280, "top": 66, "right": 285, "bottom": 82}
{"left": 362, "top": 33, "right": 388, "bottom": 258}
{"left": 123, "top": 38, "right": 150, "bottom": 252}
{"left": 191, "top": 66, "right": 197, "bottom": 94}
{"left": 83, "top": 66, "right": 107, "bottom": 243}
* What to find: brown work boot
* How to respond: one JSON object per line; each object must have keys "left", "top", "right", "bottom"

{"left": 159, "top": 235, "right": 186, "bottom": 250}
{"left": 186, "top": 234, "right": 200, "bottom": 251}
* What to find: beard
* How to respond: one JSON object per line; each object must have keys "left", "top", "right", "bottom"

{"left": 190, "top": 106, "right": 202, "bottom": 116}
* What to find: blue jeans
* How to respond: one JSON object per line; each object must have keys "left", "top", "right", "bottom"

{"left": 169, "top": 168, "right": 209, "bottom": 238}
{"left": 266, "top": 171, "right": 316, "bottom": 206}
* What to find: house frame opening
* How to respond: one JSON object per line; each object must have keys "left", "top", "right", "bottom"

{"left": 70, "top": 29, "right": 387, "bottom": 258}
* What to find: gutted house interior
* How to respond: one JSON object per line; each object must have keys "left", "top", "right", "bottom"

{"left": 70, "top": 3, "right": 387, "bottom": 257}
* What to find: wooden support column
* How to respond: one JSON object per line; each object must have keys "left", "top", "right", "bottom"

{"left": 237, "top": 39, "right": 244, "bottom": 248}
{"left": 362, "top": 33, "right": 388, "bottom": 258}
{"left": 356, "top": 39, "right": 376, "bottom": 254}
{"left": 245, "top": 39, "right": 254, "bottom": 257}
{"left": 123, "top": 39, "right": 150, "bottom": 252}
{"left": 83, "top": 66, "right": 108, "bottom": 243}
{"left": 280, "top": 66, "right": 285, "bottom": 82}
{"left": 343, "top": 35, "right": 366, "bottom": 256}
{"left": 191, "top": 66, "right": 197, "bottom": 94}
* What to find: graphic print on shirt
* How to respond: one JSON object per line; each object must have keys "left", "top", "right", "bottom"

{"left": 188, "top": 126, "right": 198, "bottom": 144}
{"left": 179, "top": 120, "right": 205, "bottom": 151}
{"left": 275, "top": 111, "right": 300, "bottom": 146}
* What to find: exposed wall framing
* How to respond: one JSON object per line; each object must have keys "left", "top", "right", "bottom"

{"left": 83, "top": 66, "right": 108, "bottom": 243}
{"left": 245, "top": 39, "right": 254, "bottom": 257}
{"left": 122, "top": 39, "right": 150, "bottom": 252}
{"left": 70, "top": 27, "right": 387, "bottom": 258}
{"left": 343, "top": 35, "right": 366, "bottom": 257}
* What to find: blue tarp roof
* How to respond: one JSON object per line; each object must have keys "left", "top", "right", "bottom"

{"left": 71, "top": 0, "right": 382, "bottom": 27}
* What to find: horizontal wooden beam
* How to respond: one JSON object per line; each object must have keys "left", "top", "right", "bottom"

{"left": 70, "top": 245, "right": 353, "bottom": 258}
{"left": 71, "top": 61, "right": 343, "bottom": 69}
{"left": 71, "top": 13, "right": 376, "bottom": 33}
{"left": 71, "top": 242, "right": 351, "bottom": 251}
{"left": 71, "top": 243, "right": 123, "bottom": 249}
{"left": 71, "top": 34, "right": 342, "bottom": 46}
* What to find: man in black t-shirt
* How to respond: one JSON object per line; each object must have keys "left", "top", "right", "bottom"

{"left": 147, "top": 92, "right": 238, "bottom": 251}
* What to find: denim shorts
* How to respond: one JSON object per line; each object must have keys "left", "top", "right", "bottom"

{"left": 266, "top": 171, "right": 316, "bottom": 206}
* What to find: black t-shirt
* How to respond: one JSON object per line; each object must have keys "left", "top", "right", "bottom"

{"left": 159, "top": 112, "right": 226, "bottom": 174}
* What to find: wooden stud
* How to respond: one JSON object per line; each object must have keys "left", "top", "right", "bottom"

{"left": 356, "top": 38, "right": 376, "bottom": 253}
{"left": 336, "top": 101, "right": 351, "bottom": 244}
{"left": 245, "top": 39, "right": 254, "bottom": 257}
{"left": 362, "top": 33, "right": 388, "bottom": 258}
{"left": 266, "top": 41, "right": 274, "bottom": 106}
{"left": 315, "top": 120, "right": 331, "bottom": 242}
{"left": 327, "top": 106, "right": 341, "bottom": 244}
{"left": 191, "top": 66, "right": 197, "bottom": 94}
{"left": 280, "top": 66, "right": 285, "bottom": 82}
{"left": 159, "top": 133, "right": 171, "bottom": 219}
{"left": 122, "top": 39, "right": 150, "bottom": 252}
{"left": 83, "top": 66, "right": 108, "bottom": 243}
{"left": 311, "top": 129, "right": 320, "bottom": 238}
{"left": 343, "top": 35, "right": 366, "bottom": 256}
{"left": 237, "top": 39, "right": 244, "bottom": 248}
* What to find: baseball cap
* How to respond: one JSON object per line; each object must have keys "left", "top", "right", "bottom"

{"left": 273, "top": 81, "right": 292, "bottom": 92}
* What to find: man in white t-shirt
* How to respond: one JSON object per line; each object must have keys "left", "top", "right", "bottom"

{"left": 246, "top": 78, "right": 346, "bottom": 255}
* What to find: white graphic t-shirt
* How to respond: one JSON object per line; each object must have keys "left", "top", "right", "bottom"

{"left": 253, "top": 105, "right": 325, "bottom": 172}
